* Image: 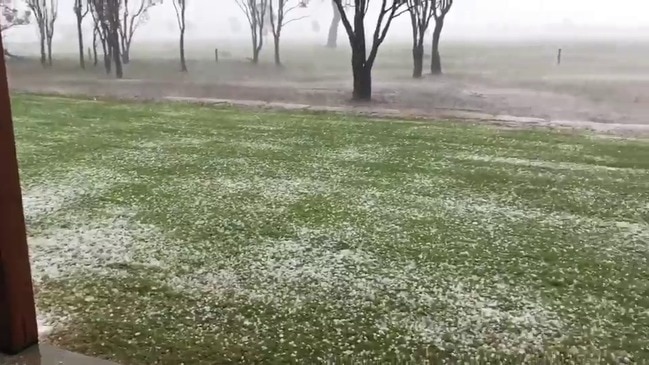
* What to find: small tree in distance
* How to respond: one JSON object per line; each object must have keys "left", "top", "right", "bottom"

{"left": 119, "top": 0, "right": 161, "bottom": 64}
{"left": 89, "top": 0, "right": 123, "bottom": 78}
{"left": 325, "top": 0, "right": 340, "bottom": 47}
{"left": 323, "top": 0, "right": 352, "bottom": 48}
{"left": 43, "top": 0, "right": 57, "bottom": 66}
{"left": 171, "top": 0, "right": 187, "bottom": 72}
{"left": 333, "top": 0, "right": 408, "bottom": 101}
{"left": 407, "top": 0, "right": 434, "bottom": 78}
{"left": 73, "top": 0, "right": 89, "bottom": 69}
{"left": 235, "top": 0, "right": 268, "bottom": 64}
{"left": 25, "top": 0, "right": 58, "bottom": 67}
{"left": 431, "top": 0, "right": 452, "bottom": 75}
{"left": 268, "top": 0, "right": 308, "bottom": 66}
{"left": 89, "top": 5, "right": 110, "bottom": 72}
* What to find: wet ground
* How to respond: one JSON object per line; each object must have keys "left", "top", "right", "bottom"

{"left": 6, "top": 40, "right": 649, "bottom": 135}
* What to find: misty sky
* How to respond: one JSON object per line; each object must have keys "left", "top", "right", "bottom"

{"left": 5, "top": 0, "right": 649, "bottom": 45}
{"left": 452, "top": 0, "right": 648, "bottom": 27}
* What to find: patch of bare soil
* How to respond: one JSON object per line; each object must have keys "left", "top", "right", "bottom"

{"left": 7, "top": 58, "right": 649, "bottom": 136}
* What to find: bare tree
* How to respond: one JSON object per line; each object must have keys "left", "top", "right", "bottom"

{"left": 171, "top": 0, "right": 187, "bottom": 72}
{"left": 89, "top": 8, "right": 110, "bottom": 71}
{"left": 431, "top": 0, "right": 452, "bottom": 75}
{"left": 119, "top": 0, "right": 160, "bottom": 64}
{"left": 106, "top": 0, "right": 122, "bottom": 78}
{"left": 323, "top": 0, "right": 353, "bottom": 48}
{"left": 268, "top": 0, "right": 308, "bottom": 66}
{"left": 235, "top": 0, "right": 268, "bottom": 64}
{"left": 44, "top": 0, "right": 57, "bottom": 66}
{"left": 333, "top": 0, "right": 408, "bottom": 101}
{"left": 73, "top": 0, "right": 89, "bottom": 69}
{"left": 326, "top": 0, "right": 340, "bottom": 47}
{"left": 89, "top": 0, "right": 109, "bottom": 72}
{"left": 24, "top": 0, "right": 44, "bottom": 64}
{"left": 407, "top": 0, "right": 434, "bottom": 78}
{"left": 25, "top": 0, "right": 57, "bottom": 67}
{"left": 89, "top": 0, "right": 122, "bottom": 78}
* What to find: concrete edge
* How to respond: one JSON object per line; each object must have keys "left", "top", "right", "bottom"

{"left": 1, "top": 344, "right": 119, "bottom": 365}
{"left": 163, "top": 96, "right": 649, "bottom": 138}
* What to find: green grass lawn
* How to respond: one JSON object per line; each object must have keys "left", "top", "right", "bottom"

{"left": 13, "top": 94, "right": 649, "bottom": 364}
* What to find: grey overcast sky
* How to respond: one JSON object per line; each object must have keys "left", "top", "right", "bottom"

{"left": 5, "top": 0, "right": 649, "bottom": 44}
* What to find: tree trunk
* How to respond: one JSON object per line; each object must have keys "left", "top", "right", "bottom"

{"left": 179, "top": 28, "right": 187, "bottom": 72}
{"left": 250, "top": 32, "right": 258, "bottom": 64}
{"left": 111, "top": 32, "right": 123, "bottom": 79}
{"left": 412, "top": 42, "right": 424, "bottom": 79}
{"left": 351, "top": 39, "right": 371, "bottom": 101}
{"left": 252, "top": 45, "right": 260, "bottom": 64}
{"left": 352, "top": 64, "right": 371, "bottom": 101}
{"left": 431, "top": 20, "right": 443, "bottom": 75}
{"left": 102, "top": 37, "right": 111, "bottom": 74}
{"left": 122, "top": 44, "right": 130, "bottom": 64}
{"left": 103, "top": 53, "right": 111, "bottom": 73}
{"left": 350, "top": 9, "right": 370, "bottom": 101}
{"left": 46, "top": 38, "right": 52, "bottom": 66}
{"left": 273, "top": 35, "right": 281, "bottom": 66}
{"left": 326, "top": 1, "right": 341, "bottom": 48}
{"left": 39, "top": 30, "right": 46, "bottom": 67}
{"left": 76, "top": 17, "right": 85, "bottom": 69}
{"left": 93, "top": 30, "right": 98, "bottom": 66}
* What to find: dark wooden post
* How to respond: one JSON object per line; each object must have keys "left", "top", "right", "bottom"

{"left": 214, "top": 48, "right": 219, "bottom": 63}
{"left": 0, "top": 27, "right": 39, "bottom": 355}
{"left": 557, "top": 48, "right": 562, "bottom": 66}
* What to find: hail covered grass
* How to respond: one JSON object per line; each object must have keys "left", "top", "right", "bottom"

{"left": 12, "top": 95, "right": 649, "bottom": 364}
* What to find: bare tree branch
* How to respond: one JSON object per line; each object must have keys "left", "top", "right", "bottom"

{"left": 268, "top": 0, "right": 309, "bottom": 65}
{"left": 235, "top": 0, "right": 268, "bottom": 63}
{"left": 119, "top": 0, "right": 161, "bottom": 63}
{"left": 332, "top": 0, "right": 354, "bottom": 44}
{"left": 25, "top": 0, "right": 57, "bottom": 66}
{"left": 171, "top": 0, "right": 184, "bottom": 30}
{"left": 282, "top": 15, "right": 307, "bottom": 27}
{"left": 367, "top": 0, "right": 406, "bottom": 67}
{"left": 89, "top": 0, "right": 123, "bottom": 77}
{"left": 433, "top": 0, "right": 452, "bottom": 19}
